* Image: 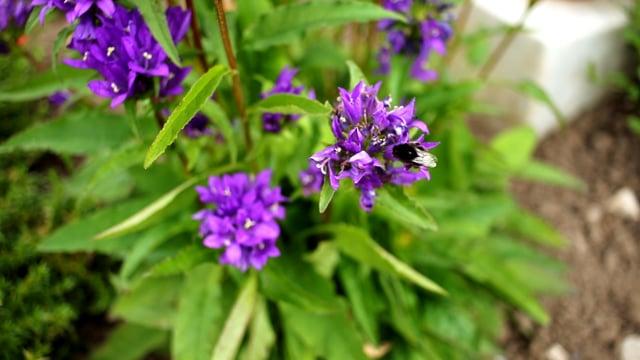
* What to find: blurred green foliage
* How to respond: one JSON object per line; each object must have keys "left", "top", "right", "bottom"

{"left": 0, "top": 54, "right": 114, "bottom": 360}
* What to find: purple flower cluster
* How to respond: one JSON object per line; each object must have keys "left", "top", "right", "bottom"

{"left": 306, "top": 82, "right": 438, "bottom": 211}
{"left": 194, "top": 170, "right": 286, "bottom": 271}
{"left": 34, "top": 1, "right": 191, "bottom": 107}
{"left": 0, "top": 0, "right": 33, "bottom": 31}
{"left": 378, "top": 0, "right": 453, "bottom": 82}
{"left": 261, "top": 66, "right": 314, "bottom": 133}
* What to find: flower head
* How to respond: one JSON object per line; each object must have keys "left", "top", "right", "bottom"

{"left": 307, "top": 82, "right": 438, "bottom": 211}
{"left": 63, "top": 4, "right": 191, "bottom": 107}
{"left": 260, "top": 66, "right": 314, "bottom": 133}
{"left": 378, "top": 0, "right": 453, "bottom": 82}
{"left": 194, "top": 170, "right": 286, "bottom": 271}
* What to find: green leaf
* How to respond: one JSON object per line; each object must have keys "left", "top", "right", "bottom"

{"left": 0, "top": 66, "right": 92, "bottom": 102}
{"left": 119, "top": 221, "right": 189, "bottom": 280}
{"left": 244, "top": 0, "right": 406, "bottom": 50}
{"left": 338, "top": 264, "right": 380, "bottom": 343}
{"left": 260, "top": 254, "right": 342, "bottom": 313}
{"left": 52, "top": 26, "right": 74, "bottom": 70}
{"left": 112, "top": 276, "right": 183, "bottom": 329}
{"left": 24, "top": 9, "right": 41, "bottom": 34}
{"left": 146, "top": 245, "right": 213, "bottom": 277}
{"left": 346, "top": 60, "right": 368, "bottom": 88}
{"left": 490, "top": 126, "right": 537, "bottom": 170}
{"left": 0, "top": 110, "right": 131, "bottom": 154}
{"left": 38, "top": 198, "right": 155, "bottom": 256}
{"left": 211, "top": 273, "right": 258, "bottom": 360}
{"left": 318, "top": 179, "right": 335, "bottom": 214}
{"left": 201, "top": 100, "right": 238, "bottom": 163}
{"left": 173, "top": 264, "right": 225, "bottom": 360}
{"left": 279, "top": 302, "right": 367, "bottom": 360}
{"left": 145, "top": 65, "right": 230, "bottom": 168}
{"left": 91, "top": 324, "right": 167, "bottom": 360}
{"left": 240, "top": 298, "right": 275, "bottom": 360}
{"left": 324, "top": 224, "right": 447, "bottom": 295}
{"left": 131, "top": 0, "right": 182, "bottom": 66}
{"left": 629, "top": 115, "right": 640, "bottom": 135}
{"left": 515, "top": 80, "right": 566, "bottom": 126}
{"left": 250, "top": 94, "right": 330, "bottom": 116}
{"left": 95, "top": 178, "right": 198, "bottom": 240}
{"left": 504, "top": 210, "right": 567, "bottom": 248}
{"left": 517, "top": 160, "right": 585, "bottom": 190}
{"left": 376, "top": 187, "right": 438, "bottom": 232}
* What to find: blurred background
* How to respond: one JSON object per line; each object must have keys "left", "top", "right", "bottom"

{"left": 1, "top": 0, "right": 639, "bottom": 359}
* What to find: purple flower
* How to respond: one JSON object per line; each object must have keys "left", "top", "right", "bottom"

{"left": 378, "top": 0, "right": 453, "bottom": 82}
{"left": 183, "top": 112, "right": 212, "bottom": 138}
{"left": 299, "top": 164, "right": 324, "bottom": 196}
{"left": 32, "top": 0, "right": 114, "bottom": 25}
{"left": 309, "top": 82, "right": 438, "bottom": 211}
{"left": 63, "top": 4, "right": 191, "bottom": 107}
{"left": 261, "top": 66, "right": 314, "bottom": 133}
{"left": 48, "top": 91, "right": 70, "bottom": 106}
{"left": 0, "top": 0, "right": 33, "bottom": 31}
{"left": 194, "top": 170, "right": 286, "bottom": 271}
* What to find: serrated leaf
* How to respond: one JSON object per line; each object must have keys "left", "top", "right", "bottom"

{"left": 146, "top": 245, "right": 213, "bottom": 278}
{"left": 145, "top": 65, "right": 230, "bottom": 168}
{"left": 244, "top": 0, "right": 406, "bottom": 50}
{"left": 173, "top": 264, "right": 225, "bottom": 360}
{"left": 376, "top": 187, "right": 438, "bottom": 232}
{"left": 250, "top": 94, "right": 330, "bottom": 116}
{"left": 318, "top": 179, "right": 335, "bottom": 214}
{"left": 324, "top": 224, "right": 447, "bottom": 295}
{"left": 0, "top": 66, "right": 92, "bottom": 102}
{"left": 0, "top": 110, "right": 131, "bottom": 154}
{"left": 131, "top": 0, "right": 182, "bottom": 66}
{"left": 346, "top": 60, "right": 368, "bottom": 88}
{"left": 91, "top": 324, "right": 167, "bottom": 360}
{"left": 95, "top": 178, "right": 198, "bottom": 240}
{"left": 211, "top": 273, "right": 258, "bottom": 360}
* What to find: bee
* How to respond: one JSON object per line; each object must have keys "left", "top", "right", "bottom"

{"left": 392, "top": 143, "right": 438, "bottom": 168}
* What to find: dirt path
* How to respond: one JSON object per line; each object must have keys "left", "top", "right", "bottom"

{"left": 503, "top": 98, "right": 640, "bottom": 359}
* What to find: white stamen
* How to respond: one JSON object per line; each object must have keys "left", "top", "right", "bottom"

{"left": 82, "top": 51, "right": 88, "bottom": 61}
{"left": 258, "top": 243, "right": 265, "bottom": 250}
{"left": 142, "top": 51, "right": 153, "bottom": 60}
{"left": 106, "top": 46, "right": 115, "bottom": 57}
{"left": 110, "top": 83, "right": 120, "bottom": 93}
{"left": 244, "top": 219, "right": 255, "bottom": 229}
{"left": 223, "top": 239, "right": 231, "bottom": 246}
{"left": 223, "top": 188, "right": 231, "bottom": 196}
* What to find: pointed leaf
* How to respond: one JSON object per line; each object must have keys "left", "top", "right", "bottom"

{"left": 250, "top": 94, "right": 330, "bottom": 116}
{"left": 145, "top": 65, "right": 230, "bottom": 168}
{"left": 318, "top": 179, "right": 335, "bottom": 214}
{"left": 516, "top": 160, "right": 586, "bottom": 190}
{"left": 131, "top": 0, "right": 182, "bottom": 66}
{"left": 0, "top": 66, "right": 92, "bottom": 102}
{"left": 324, "top": 224, "right": 447, "bottom": 295}
{"left": 211, "top": 273, "right": 258, "bottom": 360}
{"left": 240, "top": 298, "right": 275, "bottom": 360}
{"left": 376, "top": 187, "right": 438, "bottom": 231}
{"left": 346, "top": 60, "right": 368, "bottom": 88}
{"left": 95, "top": 178, "right": 198, "bottom": 240}
{"left": 244, "top": 1, "right": 406, "bottom": 50}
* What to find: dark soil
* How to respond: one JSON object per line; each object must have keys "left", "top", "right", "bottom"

{"left": 503, "top": 97, "right": 640, "bottom": 359}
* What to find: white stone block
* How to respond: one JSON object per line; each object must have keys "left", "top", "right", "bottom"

{"left": 453, "top": 0, "right": 629, "bottom": 136}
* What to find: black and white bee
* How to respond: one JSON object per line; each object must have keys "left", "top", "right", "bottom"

{"left": 392, "top": 143, "right": 438, "bottom": 168}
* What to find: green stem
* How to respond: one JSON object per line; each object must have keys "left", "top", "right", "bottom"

{"left": 185, "top": 0, "right": 208, "bottom": 70}
{"left": 213, "top": 0, "right": 252, "bottom": 152}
